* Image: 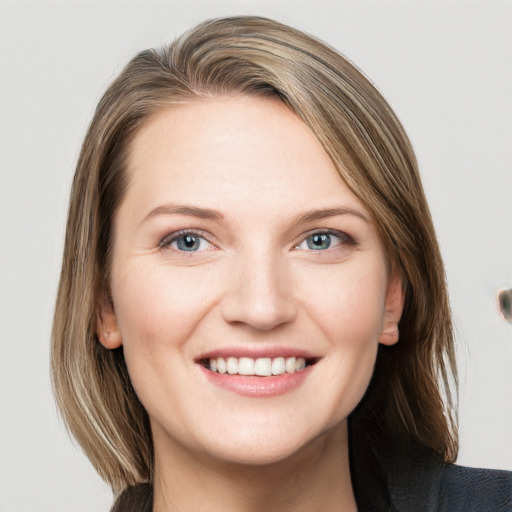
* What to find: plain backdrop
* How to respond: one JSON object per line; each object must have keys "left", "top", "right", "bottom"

{"left": 1, "top": 1, "right": 511, "bottom": 511}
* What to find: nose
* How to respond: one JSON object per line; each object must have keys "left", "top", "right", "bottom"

{"left": 220, "top": 250, "right": 297, "bottom": 331}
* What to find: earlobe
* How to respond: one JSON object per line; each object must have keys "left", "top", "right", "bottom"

{"left": 96, "top": 293, "right": 122, "bottom": 349}
{"left": 378, "top": 267, "right": 405, "bottom": 346}
{"left": 378, "top": 318, "right": 400, "bottom": 346}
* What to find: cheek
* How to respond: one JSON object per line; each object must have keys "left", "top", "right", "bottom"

{"left": 300, "top": 261, "right": 387, "bottom": 418}
{"left": 111, "top": 262, "right": 218, "bottom": 357}
{"left": 302, "top": 260, "right": 388, "bottom": 344}
{"left": 109, "top": 263, "right": 222, "bottom": 427}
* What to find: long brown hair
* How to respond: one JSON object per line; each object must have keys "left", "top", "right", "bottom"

{"left": 52, "top": 15, "right": 457, "bottom": 498}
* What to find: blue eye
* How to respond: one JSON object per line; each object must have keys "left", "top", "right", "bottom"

{"left": 306, "top": 233, "right": 332, "bottom": 250}
{"left": 295, "top": 230, "right": 353, "bottom": 251}
{"left": 174, "top": 234, "right": 203, "bottom": 251}
{"left": 160, "top": 232, "right": 211, "bottom": 252}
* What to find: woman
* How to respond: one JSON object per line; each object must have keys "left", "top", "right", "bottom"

{"left": 51, "top": 16, "right": 511, "bottom": 511}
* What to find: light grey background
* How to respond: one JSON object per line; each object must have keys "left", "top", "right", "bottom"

{"left": 1, "top": 1, "right": 511, "bottom": 511}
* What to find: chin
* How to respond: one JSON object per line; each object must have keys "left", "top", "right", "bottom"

{"left": 208, "top": 440, "right": 306, "bottom": 467}
{"left": 189, "top": 412, "right": 347, "bottom": 468}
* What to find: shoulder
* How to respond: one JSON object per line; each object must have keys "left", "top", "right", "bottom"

{"left": 438, "top": 464, "right": 512, "bottom": 512}
{"left": 348, "top": 421, "right": 512, "bottom": 511}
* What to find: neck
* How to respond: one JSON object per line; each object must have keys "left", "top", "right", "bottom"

{"left": 152, "top": 421, "right": 357, "bottom": 512}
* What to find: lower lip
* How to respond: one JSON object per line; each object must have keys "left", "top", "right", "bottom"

{"left": 199, "top": 365, "right": 314, "bottom": 397}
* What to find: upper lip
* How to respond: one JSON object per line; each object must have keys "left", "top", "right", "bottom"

{"left": 195, "top": 346, "right": 320, "bottom": 362}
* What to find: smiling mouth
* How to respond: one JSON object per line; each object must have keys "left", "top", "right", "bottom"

{"left": 200, "top": 356, "right": 318, "bottom": 376}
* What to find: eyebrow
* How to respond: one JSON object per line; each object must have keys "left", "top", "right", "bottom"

{"left": 140, "top": 204, "right": 224, "bottom": 225}
{"left": 292, "top": 207, "right": 369, "bottom": 224}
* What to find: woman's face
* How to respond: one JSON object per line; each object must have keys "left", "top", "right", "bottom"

{"left": 98, "top": 96, "right": 403, "bottom": 466}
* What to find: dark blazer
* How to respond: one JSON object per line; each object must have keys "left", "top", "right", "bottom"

{"left": 349, "top": 423, "right": 512, "bottom": 512}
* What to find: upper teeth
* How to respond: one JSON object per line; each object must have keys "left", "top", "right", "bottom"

{"left": 208, "top": 356, "right": 306, "bottom": 376}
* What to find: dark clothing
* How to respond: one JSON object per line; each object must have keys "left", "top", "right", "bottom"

{"left": 351, "top": 457, "right": 512, "bottom": 511}
{"left": 349, "top": 423, "right": 512, "bottom": 511}
{"left": 439, "top": 465, "right": 512, "bottom": 511}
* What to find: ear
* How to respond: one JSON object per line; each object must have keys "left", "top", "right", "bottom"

{"left": 96, "top": 292, "right": 122, "bottom": 349}
{"left": 378, "top": 267, "right": 405, "bottom": 346}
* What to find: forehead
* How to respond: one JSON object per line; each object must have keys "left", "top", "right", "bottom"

{"left": 123, "top": 95, "right": 367, "bottom": 219}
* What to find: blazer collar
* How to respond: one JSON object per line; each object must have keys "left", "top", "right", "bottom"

{"left": 349, "top": 418, "right": 445, "bottom": 512}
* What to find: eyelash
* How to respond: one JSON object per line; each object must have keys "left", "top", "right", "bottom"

{"left": 158, "top": 229, "right": 356, "bottom": 253}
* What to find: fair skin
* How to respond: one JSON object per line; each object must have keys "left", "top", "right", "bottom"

{"left": 98, "top": 96, "right": 404, "bottom": 511}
